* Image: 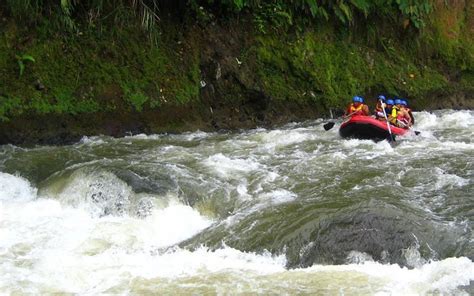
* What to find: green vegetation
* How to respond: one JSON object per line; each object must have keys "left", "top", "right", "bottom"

{"left": 0, "top": 0, "right": 442, "bottom": 42}
{"left": 16, "top": 54, "right": 35, "bottom": 77}
{"left": 0, "top": 95, "right": 22, "bottom": 121}
{"left": 0, "top": 18, "right": 200, "bottom": 120}
{"left": 188, "top": 0, "right": 433, "bottom": 30}
{"left": 254, "top": 30, "right": 449, "bottom": 109}
{"left": 0, "top": 0, "right": 472, "bottom": 123}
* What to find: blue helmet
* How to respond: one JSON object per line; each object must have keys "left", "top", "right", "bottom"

{"left": 394, "top": 99, "right": 402, "bottom": 105}
{"left": 400, "top": 99, "right": 408, "bottom": 106}
{"left": 386, "top": 99, "right": 394, "bottom": 105}
{"left": 352, "top": 96, "right": 364, "bottom": 103}
{"left": 378, "top": 95, "right": 386, "bottom": 101}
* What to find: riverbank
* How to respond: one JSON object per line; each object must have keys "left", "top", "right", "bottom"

{"left": 0, "top": 2, "right": 472, "bottom": 145}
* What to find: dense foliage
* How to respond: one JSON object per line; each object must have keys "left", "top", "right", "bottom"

{"left": 4, "top": 0, "right": 433, "bottom": 30}
{"left": 196, "top": 0, "right": 432, "bottom": 29}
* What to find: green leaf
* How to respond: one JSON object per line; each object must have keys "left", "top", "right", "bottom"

{"left": 276, "top": 11, "right": 293, "bottom": 25}
{"left": 18, "top": 61, "right": 25, "bottom": 77}
{"left": 233, "top": 0, "right": 244, "bottom": 11}
{"left": 350, "top": 0, "right": 370, "bottom": 16}
{"left": 21, "top": 54, "right": 35, "bottom": 63}
{"left": 61, "top": 0, "right": 70, "bottom": 11}
{"left": 338, "top": 2, "right": 352, "bottom": 23}
{"left": 319, "top": 7, "right": 329, "bottom": 21}
{"left": 306, "top": 0, "right": 319, "bottom": 17}
{"left": 333, "top": 7, "right": 347, "bottom": 24}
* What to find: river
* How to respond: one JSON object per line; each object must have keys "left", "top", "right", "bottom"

{"left": 0, "top": 109, "right": 473, "bottom": 294}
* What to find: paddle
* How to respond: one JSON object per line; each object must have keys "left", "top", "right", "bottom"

{"left": 412, "top": 128, "right": 421, "bottom": 136}
{"left": 323, "top": 111, "right": 358, "bottom": 131}
{"left": 323, "top": 121, "right": 335, "bottom": 131}
{"left": 381, "top": 100, "right": 395, "bottom": 142}
{"left": 396, "top": 119, "right": 421, "bottom": 135}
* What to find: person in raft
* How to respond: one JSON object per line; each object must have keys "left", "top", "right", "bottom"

{"left": 388, "top": 98, "right": 401, "bottom": 126}
{"left": 384, "top": 99, "right": 395, "bottom": 120}
{"left": 401, "top": 99, "right": 415, "bottom": 125}
{"left": 374, "top": 95, "right": 386, "bottom": 120}
{"left": 345, "top": 96, "right": 370, "bottom": 117}
{"left": 388, "top": 99, "right": 412, "bottom": 128}
{"left": 396, "top": 100, "right": 413, "bottom": 128}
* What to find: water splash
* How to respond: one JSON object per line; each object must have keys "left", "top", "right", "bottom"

{"left": 0, "top": 109, "right": 473, "bottom": 294}
{"left": 0, "top": 172, "right": 37, "bottom": 202}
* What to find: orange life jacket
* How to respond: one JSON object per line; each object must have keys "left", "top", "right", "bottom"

{"left": 348, "top": 103, "right": 364, "bottom": 115}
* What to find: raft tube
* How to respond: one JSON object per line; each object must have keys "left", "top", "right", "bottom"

{"left": 339, "top": 115, "right": 408, "bottom": 141}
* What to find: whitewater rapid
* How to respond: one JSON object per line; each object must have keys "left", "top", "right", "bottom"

{"left": 0, "top": 110, "right": 473, "bottom": 294}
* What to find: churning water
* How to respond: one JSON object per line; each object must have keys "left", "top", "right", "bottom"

{"left": 0, "top": 110, "right": 473, "bottom": 294}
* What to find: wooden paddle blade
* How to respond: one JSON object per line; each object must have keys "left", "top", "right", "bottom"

{"left": 323, "top": 122, "right": 335, "bottom": 131}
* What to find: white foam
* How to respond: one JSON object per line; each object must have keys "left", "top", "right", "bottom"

{"left": 259, "top": 129, "right": 313, "bottom": 151}
{"left": 0, "top": 195, "right": 214, "bottom": 292}
{"left": 177, "top": 130, "right": 213, "bottom": 141}
{"left": 41, "top": 169, "right": 134, "bottom": 217}
{"left": 252, "top": 171, "right": 280, "bottom": 194}
{"left": 236, "top": 181, "right": 251, "bottom": 200}
{"left": 258, "top": 189, "right": 297, "bottom": 205}
{"left": 414, "top": 110, "right": 474, "bottom": 131}
{"left": 0, "top": 172, "right": 37, "bottom": 202}
{"left": 136, "top": 247, "right": 287, "bottom": 278}
{"left": 415, "top": 111, "right": 441, "bottom": 129}
{"left": 202, "top": 153, "right": 260, "bottom": 179}
{"left": 342, "top": 138, "right": 376, "bottom": 148}
{"left": 346, "top": 251, "right": 375, "bottom": 264}
{"left": 122, "top": 130, "right": 212, "bottom": 142}
{"left": 374, "top": 140, "right": 394, "bottom": 151}
{"left": 139, "top": 202, "right": 213, "bottom": 248}
{"left": 264, "top": 171, "right": 280, "bottom": 183}
{"left": 1, "top": 190, "right": 473, "bottom": 294}
{"left": 124, "top": 133, "right": 162, "bottom": 140}
{"left": 432, "top": 167, "right": 470, "bottom": 190}
{"left": 382, "top": 257, "right": 474, "bottom": 294}
{"left": 298, "top": 257, "right": 474, "bottom": 295}
{"left": 438, "top": 140, "right": 474, "bottom": 151}
{"left": 439, "top": 110, "right": 474, "bottom": 128}
{"left": 78, "top": 136, "right": 106, "bottom": 145}
{"left": 330, "top": 151, "right": 347, "bottom": 160}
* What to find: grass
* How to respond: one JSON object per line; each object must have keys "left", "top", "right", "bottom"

{"left": 0, "top": 20, "right": 200, "bottom": 120}
{"left": 254, "top": 29, "right": 450, "bottom": 110}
